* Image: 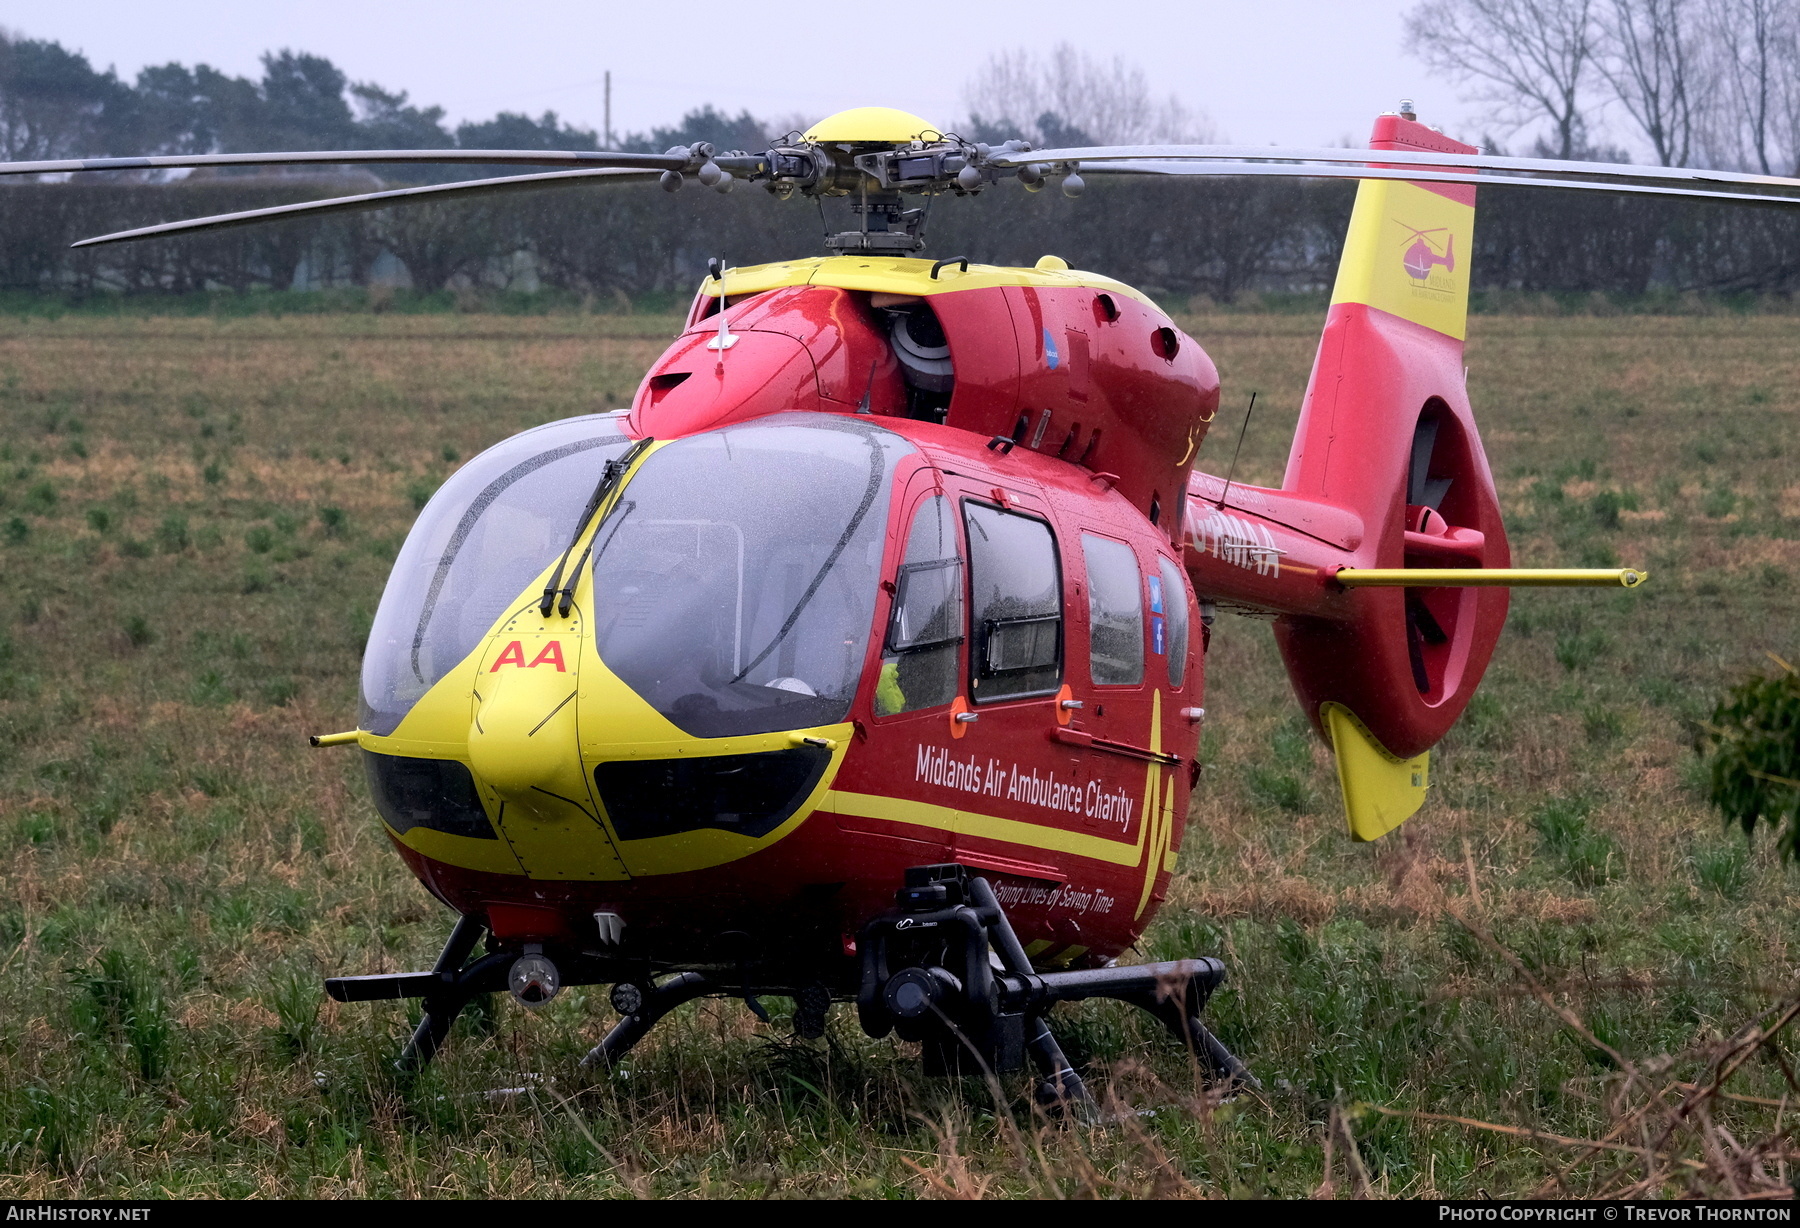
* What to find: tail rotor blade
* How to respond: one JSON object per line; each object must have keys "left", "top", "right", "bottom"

{"left": 1407, "top": 417, "right": 1440, "bottom": 508}
{"left": 1405, "top": 592, "right": 1449, "bottom": 694}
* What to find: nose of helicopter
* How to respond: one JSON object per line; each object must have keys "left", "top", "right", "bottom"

{"left": 467, "top": 608, "right": 630, "bottom": 879}
{"left": 467, "top": 632, "right": 575, "bottom": 799}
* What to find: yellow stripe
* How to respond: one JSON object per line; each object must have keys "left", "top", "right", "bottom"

{"left": 1134, "top": 770, "right": 1162, "bottom": 918}
{"left": 1134, "top": 690, "right": 1167, "bottom": 919}
{"left": 826, "top": 790, "right": 1145, "bottom": 866}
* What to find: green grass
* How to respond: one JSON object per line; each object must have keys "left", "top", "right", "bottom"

{"left": 0, "top": 313, "right": 1795, "bottom": 1197}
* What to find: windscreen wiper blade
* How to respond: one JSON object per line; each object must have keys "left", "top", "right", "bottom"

{"left": 540, "top": 436, "right": 653, "bottom": 618}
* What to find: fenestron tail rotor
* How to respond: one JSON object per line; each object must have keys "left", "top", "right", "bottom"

{"left": 1404, "top": 414, "right": 1454, "bottom": 694}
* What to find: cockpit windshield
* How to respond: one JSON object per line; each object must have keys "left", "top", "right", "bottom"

{"left": 361, "top": 413, "right": 633, "bottom": 735}
{"left": 590, "top": 415, "right": 911, "bottom": 738}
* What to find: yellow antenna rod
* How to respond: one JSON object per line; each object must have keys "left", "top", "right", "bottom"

{"left": 1334, "top": 567, "right": 1647, "bottom": 588}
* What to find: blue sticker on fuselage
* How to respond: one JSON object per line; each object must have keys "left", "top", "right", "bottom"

{"left": 1151, "top": 615, "right": 1166, "bottom": 655}
{"left": 1043, "top": 328, "right": 1060, "bottom": 370}
{"left": 1148, "top": 574, "right": 1164, "bottom": 614}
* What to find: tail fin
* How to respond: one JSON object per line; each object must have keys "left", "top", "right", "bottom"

{"left": 1276, "top": 114, "right": 1511, "bottom": 838}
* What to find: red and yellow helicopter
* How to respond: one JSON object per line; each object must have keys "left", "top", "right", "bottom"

{"left": 14, "top": 104, "right": 1798, "bottom": 1105}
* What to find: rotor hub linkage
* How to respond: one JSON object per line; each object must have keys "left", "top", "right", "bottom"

{"left": 856, "top": 865, "right": 1256, "bottom": 1106}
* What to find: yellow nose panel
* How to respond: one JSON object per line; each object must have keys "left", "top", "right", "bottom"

{"left": 470, "top": 606, "right": 628, "bottom": 880}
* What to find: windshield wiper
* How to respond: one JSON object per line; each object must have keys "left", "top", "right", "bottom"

{"left": 540, "top": 436, "right": 653, "bottom": 618}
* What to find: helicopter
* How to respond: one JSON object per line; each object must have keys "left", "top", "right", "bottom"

{"left": 10, "top": 103, "right": 1798, "bottom": 1109}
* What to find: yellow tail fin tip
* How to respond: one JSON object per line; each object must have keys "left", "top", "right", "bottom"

{"left": 1321, "top": 702, "right": 1430, "bottom": 841}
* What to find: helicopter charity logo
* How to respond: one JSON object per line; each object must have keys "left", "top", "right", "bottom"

{"left": 489, "top": 640, "right": 568, "bottom": 672}
{"left": 915, "top": 744, "right": 1136, "bottom": 830}
{"left": 1398, "top": 222, "right": 1455, "bottom": 293}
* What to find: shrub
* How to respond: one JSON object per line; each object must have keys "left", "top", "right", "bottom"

{"left": 1701, "top": 656, "right": 1800, "bottom": 858}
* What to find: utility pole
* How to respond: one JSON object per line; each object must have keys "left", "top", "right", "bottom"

{"left": 604, "top": 71, "right": 612, "bottom": 147}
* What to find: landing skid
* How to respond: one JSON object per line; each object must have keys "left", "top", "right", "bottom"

{"left": 325, "top": 864, "right": 1255, "bottom": 1102}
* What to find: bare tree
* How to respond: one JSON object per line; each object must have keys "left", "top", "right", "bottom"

{"left": 1699, "top": 0, "right": 1797, "bottom": 171}
{"left": 1779, "top": 8, "right": 1800, "bottom": 172}
{"left": 1601, "top": 0, "right": 1708, "bottom": 164}
{"left": 962, "top": 44, "right": 1217, "bottom": 145}
{"left": 1404, "top": 0, "right": 1598, "bottom": 158}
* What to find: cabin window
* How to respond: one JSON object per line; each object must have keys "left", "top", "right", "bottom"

{"left": 964, "top": 503, "right": 1061, "bottom": 702}
{"left": 1083, "top": 534, "right": 1144, "bottom": 686}
{"left": 1158, "top": 556, "right": 1190, "bottom": 688}
{"left": 877, "top": 495, "right": 964, "bottom": 716}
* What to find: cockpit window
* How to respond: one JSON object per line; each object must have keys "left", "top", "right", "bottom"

{"left": 590, "top": 415, "right": 911, "bottom": 739}
{"left": 361, "top": 414, "right": 633, "bottom": 735}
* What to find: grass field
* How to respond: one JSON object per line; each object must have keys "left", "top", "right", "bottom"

{"left": 0, "top": 311, "right": 1795, "bottom": 1198}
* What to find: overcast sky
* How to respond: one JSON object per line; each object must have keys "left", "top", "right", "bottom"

{"left": 6, "top": 0, "right": 1492, "bottom": 149}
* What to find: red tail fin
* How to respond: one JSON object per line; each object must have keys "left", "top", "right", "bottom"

{"left": 1273, "top": 116, "right": 1510, "bottom": 768}
{"left": 1181, "top": 114, "right": 1511, "bottom": 839}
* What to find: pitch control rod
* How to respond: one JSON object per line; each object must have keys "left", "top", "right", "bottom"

{"left": 1333, "top": 567, "right": 1648, "bottom": 588}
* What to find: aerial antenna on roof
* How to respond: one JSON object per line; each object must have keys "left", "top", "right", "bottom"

{"left": 706, "top": 256, "right": 737, "bottom": 357}
{"left": 1216, "top": 391, "right": 1256, "bottom": 509}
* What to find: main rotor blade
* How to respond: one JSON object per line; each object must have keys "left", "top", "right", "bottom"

{"left": 0, "top": 148, "right": 691, "bottom": 178}
{"left": 70, "top": 166, "right": 662, "bottom": 248}
{"left": 990, "top": 143, "right": 1800, "bottom": 195}
{"left": 1063, "top": 160, "right": 1800, "bottom": 209}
